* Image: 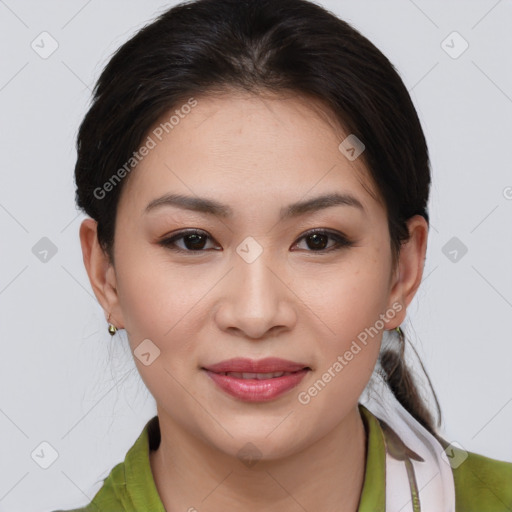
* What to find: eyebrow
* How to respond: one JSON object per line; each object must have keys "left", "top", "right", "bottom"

{"left": 144, "top": 192, "right": 365, "bottom": 220}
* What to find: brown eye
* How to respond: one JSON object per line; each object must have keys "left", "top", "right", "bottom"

{"left": 305, "top": 233, "right": 330, "bottom": 250}
{"left": 293, "top": 229, "right": 353, "bottom": 252}
{"left": 159, "top": 229, "right": 219, "bottom": 252}
{"left": 159, "top": 228, "right": 353, "bottom": 254}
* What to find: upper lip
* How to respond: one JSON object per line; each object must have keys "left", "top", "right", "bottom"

{"left": 202, "top": 357, "right": 310, "bottom": 373}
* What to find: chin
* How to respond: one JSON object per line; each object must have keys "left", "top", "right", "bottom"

{"left": 203, "top": 420, "right": 312, "bottom": 463}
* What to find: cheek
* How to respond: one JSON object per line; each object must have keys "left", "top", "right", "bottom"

{"left": 113, "top": 247, "right": 216, "bottom": 395}
{"left": 114, "top": 245, "right": 198, "bottom": 337}
{"left": 299, "top": 250, "right": 392, "bottom": 342}
{"left": 294, "top": 267, "right": 387, "bottom": 423}
{"left": 113, "top": 256, "right": 200, "bottom": 408}
{"left": 294, "top": 253, "right": 390, "bottom": 401}
{"left": 295, "top": 339, "right": 379, "bottom": 443}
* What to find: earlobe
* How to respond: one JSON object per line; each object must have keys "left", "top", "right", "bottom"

{"left": 79, "top": 218, "right": 124, "bottom": 328}
{"left": 385, "top": 215, "right": 428, "bottom": 329}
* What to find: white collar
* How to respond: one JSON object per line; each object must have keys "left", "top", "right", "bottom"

{"left": 361, "top": 371, "right": 456, "bottom": 512}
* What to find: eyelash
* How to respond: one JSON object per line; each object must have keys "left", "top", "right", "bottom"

{"left": 158, "top": 228, "right": 354, "bottom": 254}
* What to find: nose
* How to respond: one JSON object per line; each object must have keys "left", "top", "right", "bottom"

{"left": 213, "top": 247, "right": 297, "bottom": 340}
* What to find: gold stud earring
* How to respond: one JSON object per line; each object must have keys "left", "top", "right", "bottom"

{"left": 107, "top": 313, "right": 118, "bottom": 336}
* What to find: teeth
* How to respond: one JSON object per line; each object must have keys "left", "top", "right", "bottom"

{"left": 223, "top": 371, "right": 293, "bottom": 379}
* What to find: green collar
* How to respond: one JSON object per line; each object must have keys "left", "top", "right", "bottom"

{"left": 357, "top": 403, "right": 386, "bottom": 511}
{"left": 122, "top": 414, "right": 166, "bottom": 511}
{"left": 69, "top": 403, "right": 512, "bottom": 512}
{"left": 91, "top": 404, "right": 387, "bottom": 510}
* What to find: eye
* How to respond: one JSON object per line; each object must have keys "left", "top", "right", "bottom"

{"left": 292, "top": 228, "right": 354, "bottom": 252}
{"left": 158, "top": 228, "right": 354, "bottom": 253}
{"left": 158, "top": 229, "right": 219, "bottom": 252}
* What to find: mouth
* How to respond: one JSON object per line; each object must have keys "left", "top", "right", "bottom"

{"left": 202, "top": 357, "right": 311, "bottom": 374}
{"left": 201, "top": 358, "right": 311, "bottom": 402}
{"left": 211, "top": 370, "right": 307, "bottom": 379}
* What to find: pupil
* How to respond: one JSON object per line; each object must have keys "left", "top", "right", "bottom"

{"left": 309, "top": 234, "right": 327, "bottom": 250}
{"left": 186, "top": 234, "right": 205, "bottom": 250}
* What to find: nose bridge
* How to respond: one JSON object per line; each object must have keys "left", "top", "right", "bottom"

{"left": 234, "top": 240, "right": 280, "bottom": 312}
{"left": 216, "top": 237, "right": 294, "bottom": 338}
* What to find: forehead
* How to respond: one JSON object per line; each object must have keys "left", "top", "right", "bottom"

{"left": 119, "top": 91, "right": 382, "bottom": 215}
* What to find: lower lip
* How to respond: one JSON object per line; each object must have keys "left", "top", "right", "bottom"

{"left": 203, "top": 369, "right": 309, "bottom": 402}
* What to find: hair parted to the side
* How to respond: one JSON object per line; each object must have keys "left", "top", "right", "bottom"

{"left": 74, "top": 0, "right": 442, "bottom": 435}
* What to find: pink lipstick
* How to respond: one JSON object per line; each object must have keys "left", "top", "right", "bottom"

{"left": 202, "top": 357, "right": 310, "bottom": 402}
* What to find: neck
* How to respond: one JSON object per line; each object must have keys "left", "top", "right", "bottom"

{"left": 150, "top": 404, "right": 368, "bottom": 512}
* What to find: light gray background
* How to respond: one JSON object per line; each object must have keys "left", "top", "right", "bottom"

{"left": 0, "top": 0, "right": 511, "bottom": 510}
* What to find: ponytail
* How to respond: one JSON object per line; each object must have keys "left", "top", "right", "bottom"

{"left": 379, "top": 327, "right": 443, "bottom": 440}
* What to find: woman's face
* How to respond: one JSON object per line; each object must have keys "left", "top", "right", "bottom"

{"left": 103, "top": 91, "right": 411, "bottom": 459}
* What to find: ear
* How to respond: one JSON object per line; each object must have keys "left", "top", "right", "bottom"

{"left": 79, "top": 218, "right": 124, "bottom": 329}
{"left": 384, "top": 215, "right": 428, "bottom": 329}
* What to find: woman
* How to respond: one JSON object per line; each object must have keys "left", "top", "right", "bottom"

{"left": 56, "top": 0, "right": 512, "bottom": 510}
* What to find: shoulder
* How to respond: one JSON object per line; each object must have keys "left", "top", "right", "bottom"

{"left": 50, "top": 458, "right": 129, "bottom": 511}
{"left": 50, "top": 415, "right": 161, "bottom": 512}
{"left": 447, "top": 443, "right": 512, "bottom": 511}
{"left": 49, "top": 460, "right": 127, "bottom": 511}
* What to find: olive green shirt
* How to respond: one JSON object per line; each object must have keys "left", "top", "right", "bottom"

{"left": 54, "top": 405, "right": 512, "bottom": 511}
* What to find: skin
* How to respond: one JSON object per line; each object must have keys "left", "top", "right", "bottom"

{"left": 80, "top": 90, "right": 428, "bottom": 511}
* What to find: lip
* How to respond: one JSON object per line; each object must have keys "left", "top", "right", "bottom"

{"left": 202, "top": 358, "right": 311, "bottom": 402}
{"left": 202, "top": 357, "right": 310, "bottom": 373}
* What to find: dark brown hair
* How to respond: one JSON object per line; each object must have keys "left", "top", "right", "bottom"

{"left": 74, "top": 0, "right": 441, "bottom": 435}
